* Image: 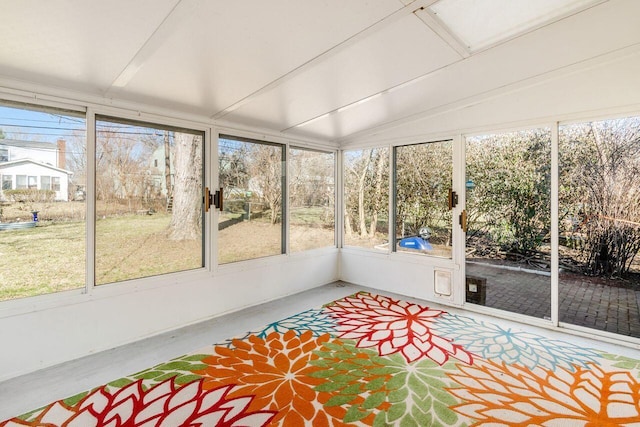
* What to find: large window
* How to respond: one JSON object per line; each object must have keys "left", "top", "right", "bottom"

{"left": 2, "top": 174, "right": 12, "bottom": 190}
{"left": 289, "top": 148, "right": 335, "bottom": 252}
{"left": 95, "top": 116, "right": 204, "bottom": 285}
{"left": 394, "top": 141, "right": 453, "bottom": 258}
{"left": 41, "top": 176, "right": 51, "bottom": 190}
{"left": 218, "top": 135, "right": 285, "bottom": 264}
{"left": 465, "top": 128, "right": 552, "bottom": 318}
{"left": 0, "top": 101, "right": 85, "bottom": 301}
{"left": 343, "top": 148, "right": 389, "bottom": 250}
{"left": 559, "top": 116, "right": 640, "bottom": 337}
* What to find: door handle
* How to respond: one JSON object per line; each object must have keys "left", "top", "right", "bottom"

{"left": 213, "top": 187, "right": 223, "bottom": 211}
{"left": 459, "top": 209, "right": 468, "bottom": 233}
{"left": 204, "top": 187, "right": 211, "bottom": 212}
{"left": 204, "top": 187, "right": 224, "bottom": 212}
{"left": 448, "top": 189, "right": 458, "bottom": 210}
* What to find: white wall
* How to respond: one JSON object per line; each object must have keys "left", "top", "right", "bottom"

{"left": 0, "top": 250, "right": 338, "bottom": 381}
{"left": 340, "top": 248, "right": 461, "bottom": 307}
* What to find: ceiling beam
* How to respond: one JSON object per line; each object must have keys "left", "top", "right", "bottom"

{"left": 104, "top": 0, "right": 200, "bottom": 95}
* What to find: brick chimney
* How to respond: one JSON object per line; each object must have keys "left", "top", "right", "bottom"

{"left": 57, "top": 139, "right": 66, "bottom": 169}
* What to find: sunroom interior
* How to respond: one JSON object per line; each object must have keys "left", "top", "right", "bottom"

{"left": 1, "top": 0, "right": 640, "bottom": 417}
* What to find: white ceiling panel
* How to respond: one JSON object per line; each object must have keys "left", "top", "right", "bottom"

{"left": 112, "top": 0, "right": 402, "bottom": 116}
{"left": 0, "top": 0, "right": 179, "bottom": 93}
{"left": 223, "top": 13, "right": 461, "bottom": 131}
{"left": 293, "top": 0, "right": 640, "bottom": 141}
{"left": 355, "top": 52, "right": 640, "bottom": 144}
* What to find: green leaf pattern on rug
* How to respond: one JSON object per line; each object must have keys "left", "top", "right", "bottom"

{"left": 116, "top": 353, "right": 210, "bottom": 389}
{"left": 600, "top": 352, "right": 640, "bottom": 376}
{"left": 310, "top": 338, "right": 466, "bottom": 426}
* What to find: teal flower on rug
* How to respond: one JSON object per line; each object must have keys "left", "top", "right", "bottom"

{"left": 218, "top": 308, "right": 337, "bottom": 346}
{"left": 431, "top": 313, "right": 601, "bottom": 371}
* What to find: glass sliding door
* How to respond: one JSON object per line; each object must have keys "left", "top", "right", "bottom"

{"left": 218, "top": 135, "right": 285, "bottom": 264}
{"left": 464, "top": 128, "right": 552, "bottom": 318}
{"left": 394, "top": 140, "right": 453, "bottom": 258}
{"left": 559, "top": 116, "right": 640, "bottom": 338}
{"left": 95, "top": 116, "right": 204, "bottom": 285}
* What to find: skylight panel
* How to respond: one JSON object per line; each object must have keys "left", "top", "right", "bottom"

{"left": 428, "top": 0, "right": 602, "bottom": 52}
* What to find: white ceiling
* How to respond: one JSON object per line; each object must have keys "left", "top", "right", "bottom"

{"left": 0, "top": 0, "right": 639, "bottom": 144}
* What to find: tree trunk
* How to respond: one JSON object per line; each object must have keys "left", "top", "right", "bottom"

{"left": 358, "top": 150, "right": 373, "bottom": 237}
{"left": 344, "top": 207, "right": 353, "bottom": 237}
{"left": 168, "top": 133, "right": 202, "bottom": 240}
{"left": 369, "top": 151, "right": 385, "bottom": 238}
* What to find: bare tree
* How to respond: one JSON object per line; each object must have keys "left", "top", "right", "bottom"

{"left": 560, "top": 117, "right": 640, "bottom": 276}
{"left": 247, "top": 144, "right": 283, "bottom": 225}
{"left": 168, "top": 132, "right": 202, "bottom": 240}
{"left": 343, "top": 148, "right": 389, "bottom": 240}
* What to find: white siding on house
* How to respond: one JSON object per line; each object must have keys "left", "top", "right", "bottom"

{"left": 0, "top": 141, "right": 57, "bottom": 165}
{"left": 0, "top": 161, "right": 71, "bottom": 201}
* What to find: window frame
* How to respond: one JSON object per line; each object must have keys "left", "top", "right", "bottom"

{"left": 217, "top": 133, "right": 287, "bottom": 265}
{"left": 93, "top": 114, "right": 208, "bottom": 287}
{"left": 288, "top": 146, "right": 336, "bottom": 253}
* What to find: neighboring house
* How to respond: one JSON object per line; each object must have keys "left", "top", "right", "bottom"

{"left": 149, "top": 144, "right": 173, "bottom": 197}
{"left": 0, "top": 139, "right": 72, "bottom": 201}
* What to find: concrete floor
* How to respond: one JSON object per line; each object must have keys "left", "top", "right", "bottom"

{"left": 466, "top": 263, "right": 640, "bottom": 338}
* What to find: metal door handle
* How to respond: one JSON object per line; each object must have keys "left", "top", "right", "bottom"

{"left": 459, "top": 210, "right": 467, "bottom": 232}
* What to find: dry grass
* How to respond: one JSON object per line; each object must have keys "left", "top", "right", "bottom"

{"left": 0, "top": 213, "right": 202, "bottom": 301}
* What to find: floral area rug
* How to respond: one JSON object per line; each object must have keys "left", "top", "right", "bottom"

{"left": 2, "top": 291, "right": 640, "bottom": 426}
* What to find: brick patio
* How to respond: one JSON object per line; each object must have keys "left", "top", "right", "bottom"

{"left": 466, "top": 263, "right": 640, "bottom": 338}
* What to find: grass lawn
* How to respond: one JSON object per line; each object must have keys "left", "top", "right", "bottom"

{"left": 0, "top": 214, "right": 202, "bottom": 301}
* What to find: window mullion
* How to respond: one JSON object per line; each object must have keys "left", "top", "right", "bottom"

{"left": 86, "top": 108, "right": 97, "bottom": 294}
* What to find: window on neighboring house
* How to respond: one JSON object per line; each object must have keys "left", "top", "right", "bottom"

{"left": 289, "top": 147, "right": 335, "bottom": 252}
{"left": 16, "top": 175, "right": 27, "bottom": 189}
{"left": 95, "top": 116, "right": 205, "bottom": 286}
{"left": 0, "top": 148, "right": 8, "bottom": 162}
{"left": 41, "top": 176, "right": 51, "bottom": 190}
{"left": 2, "top": 175, "right": 12, "bottom": 190}
{"left": 27, "top": 176, "right": 37, "bottom": 189}
{"left": 218, "top": 135, "right": 285, "bottom": 264}
{"left": 51, "top": 177, "right": 60, "bottom": 192}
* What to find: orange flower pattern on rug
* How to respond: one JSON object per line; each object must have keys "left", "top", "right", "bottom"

{"left": 196, "top": 330, "right": 349, "bottom": 427}
{"left": 326, "top": 292, "right": 474, "bottom": 365}
{"left": 448, "top": 359, "right": 640, "bottom": 426}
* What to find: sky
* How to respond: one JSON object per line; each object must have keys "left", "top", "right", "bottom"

{"left": 0, "top": 105, "right": 85, "bottom": 143}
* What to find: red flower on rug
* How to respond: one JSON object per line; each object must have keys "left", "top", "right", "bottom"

{"left": 1, "top": 378, "right": 275, "bottom": 427}
{"left": 326, "top": 292, "right": 473, "bottom": 365}
{"left": 197, "top": 330, "right": 351, "bottom": 426}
